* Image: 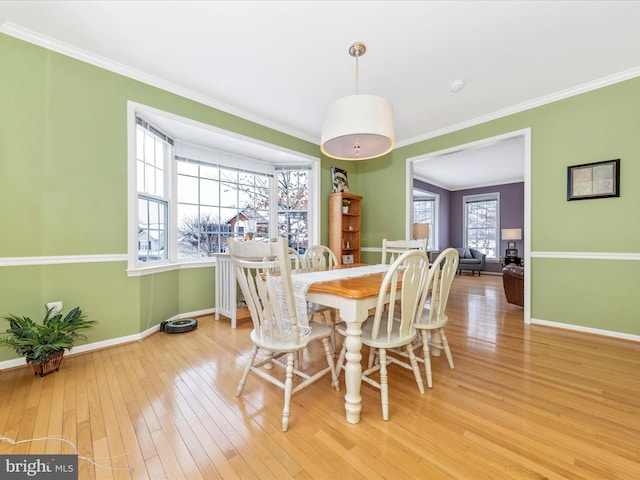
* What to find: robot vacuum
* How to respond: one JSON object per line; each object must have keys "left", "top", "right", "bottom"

{"left": 161, "top": 318, "right": 198, "bottom": 333}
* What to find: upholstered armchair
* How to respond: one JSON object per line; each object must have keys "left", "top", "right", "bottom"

{"left": 455, "top": 248, "right": 486, "bottom": 276}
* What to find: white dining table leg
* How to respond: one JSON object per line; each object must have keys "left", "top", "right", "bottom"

{"left": 343, "top": 320, "right": 363, "bottom": 424}
{"left": 339, "top": 301, "right": 370, "bottom": 424}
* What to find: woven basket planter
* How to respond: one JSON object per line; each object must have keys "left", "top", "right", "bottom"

{"left": 32, "top": 350, "right": 64, "bottom": 377}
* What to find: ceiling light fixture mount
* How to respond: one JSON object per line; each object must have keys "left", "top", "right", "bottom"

{"left": 321, "top": 42, "right": 395, "bottom": 161}
{"left": 449, "top": 79, "right": 465, "bottom": 93}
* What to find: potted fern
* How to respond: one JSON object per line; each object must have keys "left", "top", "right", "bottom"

{"left": 0, "top": 306, "right": 94, "bottom": 376}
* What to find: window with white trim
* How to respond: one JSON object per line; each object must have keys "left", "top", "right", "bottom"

{"left": 276, "top": 167, "right": 309, "bottom": 253}
{"left": 136, "top": 119, "right": 170, "bottom": 263}
{"left": 176, "top": 158, "right": 273, "bottom": 257}
{"left": 413, "top": 191, "right": 438, "bottom": 250}
{"left": 129, "top": 110, "right": 316, "bottom": 271}
{"left": 463, "top": 193, "right": 499, "bottom": 259}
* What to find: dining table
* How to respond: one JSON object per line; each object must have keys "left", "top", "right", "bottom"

{"left": 294, "top": 263, "right": 395, "bottom": 425}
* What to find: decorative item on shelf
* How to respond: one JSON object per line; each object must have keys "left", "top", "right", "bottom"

{"left": 342, "top": 199, "right": 350, "bottom": 214}
{"left": 501, "top": 228, "right": 522, "bottom": 258}
{"left": 321, "top": 42, "right": 395, "bottom": 161}
{"left": 0, "top": 306, "right": 95, "bottom": 377}
{"left": 331, "top": 166, "right": 349, "bottom": 193}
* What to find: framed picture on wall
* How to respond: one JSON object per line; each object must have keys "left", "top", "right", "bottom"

{"left": 331, "top": 166, "right": 349, "bottom": 193}
{"left": 567, "top": 159, "right": 620, "bottom": 201}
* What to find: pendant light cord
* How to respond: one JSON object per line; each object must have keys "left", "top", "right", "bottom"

{"left": 354, "top": 51, "right": 360, "bottom": 95}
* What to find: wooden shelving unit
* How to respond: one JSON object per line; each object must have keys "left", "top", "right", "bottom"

{"left": 329, "top": 192, "right": 362, "bottom": 265}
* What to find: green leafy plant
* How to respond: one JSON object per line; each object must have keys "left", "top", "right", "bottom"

{"left": 342, "top": 199, "right": 350, "bottom": 207}
{"left": 0, "top": 306, "right": 95, "bottom": 365}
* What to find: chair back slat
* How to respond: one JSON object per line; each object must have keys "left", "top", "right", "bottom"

{"left": 423, "top": 248, "right": 459, "bottom": 325}
{"left": 381, "top": 238, "right": 428, "bottom": 264}
{"left": 304, "top": 245, "right": 339, "bottom": 268}
{"left": 288, "top": 248, "right": 305, "bottom": 270}
{"left": 369, "top": 250, "right": 430, "bottom": 341}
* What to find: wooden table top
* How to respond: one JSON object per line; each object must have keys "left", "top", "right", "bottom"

{"left": 304, "top": 264, "right": 389, "bottom": 300}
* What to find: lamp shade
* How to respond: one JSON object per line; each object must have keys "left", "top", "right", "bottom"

{"left": 501, "top": 228, "right": 522, "bottom": 241}
{"left": 412, "top": 223, "right": 430, "bottom": 240}
{"left": 321, "top": 94, "right": 395, "bottom": 160}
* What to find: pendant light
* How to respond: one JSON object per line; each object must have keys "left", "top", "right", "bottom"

{"left": 321, "top": 42, "right": 395, "bottom": 161}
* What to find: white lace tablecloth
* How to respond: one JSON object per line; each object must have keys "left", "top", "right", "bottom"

{"left": 272, "top": 264, "right": 391, "bottom": 336}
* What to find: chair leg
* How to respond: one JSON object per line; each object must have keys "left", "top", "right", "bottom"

{"left": 406, "top": 344, "right": 425, "bottom": 394}
{"left": 282, "top": 352, "right": 295, "bottom": 432}
{"left": 329, "top": 309, "right": 337, "bottom": 356}
{"left": 420, "top": 330, "right": 433, "bottom": 388}
{"left": 322, "top": 338, "right": 340, "bottom": 390}
{"left": 378, "top": 348, "right": 389, "bottom": 421}
{"left": 237, "top": 345, "right": 259, "bottom": 396}
{"left": 336, "top": 343, "right": 347, "bottom": 377}
{"left": 368, "top": 347, "right": 377, "bottom": 368}
{"left": 439, "top": 328, "right": 454, "bottom": 369}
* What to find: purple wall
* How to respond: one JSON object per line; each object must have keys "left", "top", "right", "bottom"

{"left": 414, "top": 180, "right": 524, "bottom": 273}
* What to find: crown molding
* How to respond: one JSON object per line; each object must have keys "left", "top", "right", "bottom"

{"left": 0, "top": 22, "right": 317, "bottom": 144}
{"left": 397, "top": 66, "right": 640, "bottom": 148}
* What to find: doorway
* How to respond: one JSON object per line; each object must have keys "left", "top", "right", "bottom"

{"left": 406, "top": 128, "right": 531, "bottom": 323}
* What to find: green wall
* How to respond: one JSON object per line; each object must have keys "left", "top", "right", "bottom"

{"left": 0, "top": 33, "right": 323, "bottom": 362}
{"left": 356, "top": 79, "right": 640, "bottom": 335}
{"left": 1, "top": 31, "right": 638, "bottom": 364}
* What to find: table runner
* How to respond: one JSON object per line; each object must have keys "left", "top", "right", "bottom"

{"left": 272, "top": 264, "right": 391, "bottom": 336}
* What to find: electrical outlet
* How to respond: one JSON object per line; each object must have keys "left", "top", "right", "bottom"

{"left": 47, "top": 301, "right": 63, "bottom": 315}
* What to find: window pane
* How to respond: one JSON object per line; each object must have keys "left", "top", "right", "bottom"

{"left": 200, "top": 178, "right": 217, "bottom": 206}
{"left": 137, "top": 197, "right": 167, "bottom": 262}
{"left": 465, "top": 198, "right": 497, "bottom": 258}
{"left": 277, "top": 168, "right": 309, "bottom": 251}
{"left": 177, "top": 174, "right": 198, "bottom": 203}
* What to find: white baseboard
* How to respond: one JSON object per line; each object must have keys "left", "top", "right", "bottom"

{"left": 530, "top": 317, "right": 640, "bottom": 342}
{"left": 0, "top": 308, "right": 216, "bottom": 372}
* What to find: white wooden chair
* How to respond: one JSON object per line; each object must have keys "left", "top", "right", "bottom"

{"left": 303, "top": 245, "right": 340, "bottom": 352}
{"left": 381, "top": 238, "right": 428, "bottom": 264}
{"left": 335, "top": 249, "right": 430, "bottom": 420}
{"left": 414, "top": 247, "right": 459, "bottom": 388}
{"left": 304, "top": 244, "right": 339, "bottom": 268}
{"left": 287, "top": 247, "right": 306, "bottom": 270}
{"left": 228, "top": 237, "right": 339, "bottom": 431}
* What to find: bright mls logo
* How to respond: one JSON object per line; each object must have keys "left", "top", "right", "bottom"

{"left": 0, "top": 455, "right": 78, "bottom": 479}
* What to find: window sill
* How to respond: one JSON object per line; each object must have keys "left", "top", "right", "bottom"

{"left": 127, "top": 258, "right": 218, "bottom": 277}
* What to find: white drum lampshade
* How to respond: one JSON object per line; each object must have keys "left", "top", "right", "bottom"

{"left": 321, "top": 94, "right": 395, "bottom": 161}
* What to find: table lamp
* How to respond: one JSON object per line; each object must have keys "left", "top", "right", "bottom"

{"left": 501, "top": 228, "right": 522, "bottom": 257}
{"left": 412, "top": 223, "right": 430, "bottom": 243}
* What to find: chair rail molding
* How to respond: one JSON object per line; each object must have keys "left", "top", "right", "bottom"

{"left": 530, "top": 251, "right": 640, "bottom": 261}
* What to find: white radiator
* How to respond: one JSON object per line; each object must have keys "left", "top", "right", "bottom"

{"left": 214, "top": 254, "right": 237, "bottom": 328}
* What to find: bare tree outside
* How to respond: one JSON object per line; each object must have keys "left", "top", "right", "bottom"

{"left": 176, "top": 163, "right": 310, "bottom": 257}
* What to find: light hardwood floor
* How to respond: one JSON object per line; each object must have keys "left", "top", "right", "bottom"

{"left": 1, "top": 274, "right": 639, "bottom": 479}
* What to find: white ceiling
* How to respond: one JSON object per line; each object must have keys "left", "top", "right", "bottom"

{"left": 3, "top": 1, "right": 640, "bottom": 189}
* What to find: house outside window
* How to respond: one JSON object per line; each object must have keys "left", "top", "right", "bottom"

{"left": 463, "top": 193, "right": 500, "bottom": 259}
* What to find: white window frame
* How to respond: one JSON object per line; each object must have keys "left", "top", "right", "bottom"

{"left": 463, "top": 192, "right": 500, "bottom": 260}
{"left": 127, "top": 102, "right": 320, "bottom": 275}
{"left": 413, "top": 190, "right": 439, "bottom": 250}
